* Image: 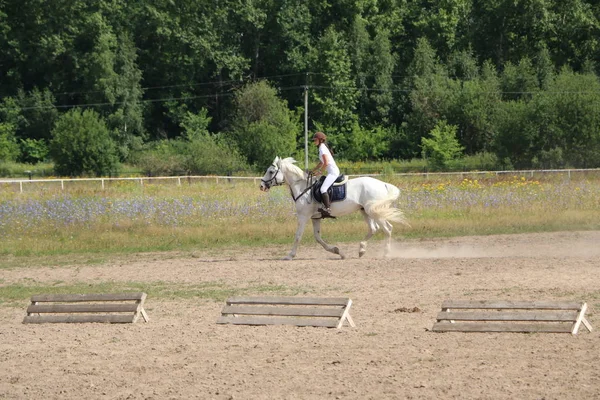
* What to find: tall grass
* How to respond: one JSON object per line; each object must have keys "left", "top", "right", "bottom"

{"left": 1, "top": 173, "right": 599, "bottom": 258}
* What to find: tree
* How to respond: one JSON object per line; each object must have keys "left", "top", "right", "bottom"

{"left": 403, "top": 38, "right": 457, "bottom": 158}
{"left": 15, "top": 88, "right": 58, "bottom": 143}
{"left": 310, "top": 26, "right": 359, "bottom": 155}
{"left": 500, "top": 57, "right": 539, "bottom": 101}
{"left": 105, "top": 34, "right": 146, "bottom": 162}
{"left": 549, "top": 0, "right": 600, "bottom": 71}
{"left": 350, "top": 15, "right": 371, "bottom": 123}
{"left": 493, "top": 100, "right": 538, "bottom": 169}
{"left": 408, "top": 0, "right": 472, "bottom": 61}
{"left": 535, "top": 45, "right": 555, "bottom": 90}
{"left": 50, "top": 109, "right": 119, "bottom": 176}
{"left": 227, "top": 81, "right": 300, "bottom": 168}
{"left": 0, "top": 96, "right": 21, "bottom": 162}
{"left": 448, "top": 60, "right": 502, "bottom": 154}
{"left": 544, "top": 68, "right": 600, "bottom": 167}
{"left": 367, "top": 29, "right": 395, "bottom": 126}
{"left": 421, "top": 120, "right": 464, "bottom": 171}
{"left": 0, "top": 122, "right": 19, "bottom": 162}
{"left": 468, "top": 0, "right": 551, "bottom": 66}
{"left": 448, "top": 49, "right": 479, "bottom": 81}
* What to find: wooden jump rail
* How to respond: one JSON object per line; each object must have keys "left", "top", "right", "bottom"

{"left": 217, "top": 296, "right": 355, "bottom": 329}
{"left": 432, "top": 300, "right": 593, "bottom": 335}
{"left": 23, "top": 292, "right": 149, "bottom": 324}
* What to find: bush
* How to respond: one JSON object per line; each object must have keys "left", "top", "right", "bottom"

{"left": 135, "top": 141, "right": 187, "bottom": 176}
{"left": 19, "top": 138, "right": 49, "bottom": 164}
{"left": 50, "top": 109, "right": 120, "bottom": 177}
{"left": 135, "top": 109, "right": 249, "bottom": 176}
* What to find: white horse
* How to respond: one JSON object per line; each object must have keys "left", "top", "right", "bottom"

{"left": 260, "top": 156, "right": 409, "bottom": 260}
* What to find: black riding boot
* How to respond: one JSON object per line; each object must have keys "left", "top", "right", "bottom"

{"left": 319, "top": 192, "right": 335, "bottom": 218}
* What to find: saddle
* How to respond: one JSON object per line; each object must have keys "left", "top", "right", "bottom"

{"left": 312, "top": 175, "right": 348, "bottom": 203}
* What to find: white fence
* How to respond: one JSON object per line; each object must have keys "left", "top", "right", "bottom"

{"left": 1, "top": 168, "right": 600, "bottom": 193}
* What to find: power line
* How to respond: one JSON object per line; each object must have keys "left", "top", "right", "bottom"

{"left": 38, "top": 73, "right": 309, "bottom": 98}
{"left": 3, "top": 83, "right": 599, "bottom": 112}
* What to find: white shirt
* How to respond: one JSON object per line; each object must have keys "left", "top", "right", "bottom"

{"left": 318, "top": 143, "right": 340, "bottom": 176}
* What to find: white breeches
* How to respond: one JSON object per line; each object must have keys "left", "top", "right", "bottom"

{"left": 320, "top": 173, "right": 339, "bottom": 193}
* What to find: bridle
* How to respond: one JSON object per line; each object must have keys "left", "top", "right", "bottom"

{"left": 261, "top": 163, "right": 315, "bottom": 203}
{"left": 261, "top": 164, "right": 283, "bottom": 189}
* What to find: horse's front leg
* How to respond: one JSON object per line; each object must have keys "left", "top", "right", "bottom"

{"left": 283, "top": 215, "right": 309, "bottom": 260}
{"left": 311, "top": 218, "right": 346, "bottom": 259}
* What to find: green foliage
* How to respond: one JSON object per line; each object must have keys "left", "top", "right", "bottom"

{"left": 0, "top": 123, "right": 19, "bottom": 162}
{"left": 403, "top": 38, "right": 456, "bottom": 158}
{"left": 15, "top": 88, "right": 58, "bottom": 142}
{"left": 2, "top": 0, "right": 600, "bottom": 173}
{"left": 19, "top": 138, "right": 49, "bottom": 164}
{"left": 50, "top": 109, "right": 120, "bottom": 177}
{"left": 184, "top": 138, "right": 248, "bottom": 175}
{"left": 104, "top": 34, "right": 146, "bottom": 162}
{"left": 493, "top": 100, "right": 537, "bottom": 169}
{"left": 449, "top": 63, "right": 501, "bottom": 154}
{"left": 227, "top": 81, "right": 299, "bottom": 168}
{"left": 367, "top": 28, "right": 395, "bottom": 125}
{"left": 310, "top": 27, "right": 359, "bottom": 152}
{"left": 421, "top": 120, "right": 464, "bottom": 171}
{"left": 0, "top": 161, "right": 53, "bottom": 178}
{"left": 501, "top": 57, "right": 539, "bottom": 101}
{"left": 136, "top": 109, "right": 248, "bottom": 176}
{"left": 544, "top": 69, "right": 600, "bottom": 168}
{"left": 532, "top": 148, "right": 565, "bottom": 169}
{"left": 343, "top": 122, "right": 391, "bottom": 161}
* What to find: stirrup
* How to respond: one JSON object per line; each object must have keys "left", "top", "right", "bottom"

{"left": 318, "top": 207, "right": 335, "bottom": 219}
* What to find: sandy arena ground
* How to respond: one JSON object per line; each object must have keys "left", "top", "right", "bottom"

{"left": 1, "top": 231, "right": 599, "bottom": 399}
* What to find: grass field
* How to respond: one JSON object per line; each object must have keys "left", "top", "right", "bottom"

{"left": 1, "top": 171, "right": 599, "bottom": 261}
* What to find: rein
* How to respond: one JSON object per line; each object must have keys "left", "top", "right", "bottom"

{"left": 289, "top": 173, "right": 315, "bottom": 202}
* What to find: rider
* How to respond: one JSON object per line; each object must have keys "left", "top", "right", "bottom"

{"left": 311, "top": 131, "right": 339, "bottom": 218}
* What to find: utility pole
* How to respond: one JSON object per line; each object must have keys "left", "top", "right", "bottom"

{"left": 304, "top": 72, "right": 309, "bottom": 170}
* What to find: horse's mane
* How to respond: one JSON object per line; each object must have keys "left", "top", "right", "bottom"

{"left": 279, "top": 157, "right": 306, "bottom": 182}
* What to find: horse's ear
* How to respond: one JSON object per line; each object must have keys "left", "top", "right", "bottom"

{"left": 274, "top": 156, "right": 281, "bottom": 166}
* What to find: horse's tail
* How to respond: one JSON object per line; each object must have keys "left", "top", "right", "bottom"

{"left": 364, "top": 184, "right": 410, "bottom": 226}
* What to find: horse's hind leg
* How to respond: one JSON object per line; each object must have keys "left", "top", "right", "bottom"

{"left": 311, "top": 218, "right": 346, "bottom": 259}
{"left": 359, "top": 209, "right": 378, "bottom": 257}
{"left": 381, "top": 220, "right": 394, "bottom": 257}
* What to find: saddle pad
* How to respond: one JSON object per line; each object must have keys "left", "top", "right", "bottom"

{"left": 314, "top": 183, "right": 347, "bottom": 203}
{"left": 331, "top": 184, "right": 346, "bottom": 202}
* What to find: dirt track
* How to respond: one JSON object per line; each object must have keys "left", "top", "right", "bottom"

{"left": 1, "top": 231, "right": 599, "bottom": 399}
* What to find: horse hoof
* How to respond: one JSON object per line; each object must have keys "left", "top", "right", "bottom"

{"left": 358, "top": 250, "right": 366, "bottom": 258}
{"left": 282, "top": 255, "right": 293, "bottom": 261}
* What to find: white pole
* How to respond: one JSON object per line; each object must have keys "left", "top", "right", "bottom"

{"left": 304, "top": 73, "right": 309, "bottom": 171}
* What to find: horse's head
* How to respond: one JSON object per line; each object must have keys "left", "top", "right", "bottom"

{"left": 260, "top": 156, "right": 285, "bottom": 191}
